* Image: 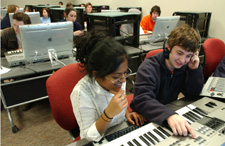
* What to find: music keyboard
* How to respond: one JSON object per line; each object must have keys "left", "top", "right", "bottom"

{"left": 88, "top": 97, "right": 225, "bottom": 146}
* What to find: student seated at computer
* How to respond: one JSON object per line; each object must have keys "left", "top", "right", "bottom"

{"left": 120, "top": 8, "right": 141, "bottom": 36}
{"left": 1, "top": 4, "right": 19, "bottom": 30}
{"left": 140, "top": 5, "right": 161, "bottom": 34}
{"left": 83, "top": 2, "right": 92, "bottom": 22}
{"left": 1, "top": 12, "right": 31, "bottom": 57}
{"left": 24, "top": 5, "right": 32, "bottom": 12}
{"left": 71, "top": 31, "right": 146, "bottom": 142}
{"left": 40, "top": 8, "right": 51, "bottom": 23}
{"left": 58, "top": 7, "right": 83, "bottom": 36}
{"left": 59, "top": 1, "right": 63, "bottom": 6}
{"left": 130, "top": 24, "right": 204, "bottom": 139}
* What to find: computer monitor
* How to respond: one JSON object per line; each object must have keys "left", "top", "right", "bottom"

{"left": 9, "top": 12, "right": 41, "bottom": 26}
{"left": 1, "top": 9, "right": 7, "bottom": 18}
{"left": 19, "top": 22, "right": 73, "bottom": 63}
{"left": 150, "top": 16, "right": 180, "bottom": 43}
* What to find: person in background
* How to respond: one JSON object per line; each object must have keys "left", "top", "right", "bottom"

{"left": 1, "top": 12, "right": 31, "bottom": 57}
{"left": 83, "top": 2, "right": 92, "bottom": 22}
{"left": 80, "top": 3, "right": 85, "bottom": 7}
{"left": 120, "top": 8, "right": 141, "bottom": 36}
{"left": 140, "top": 5, "right": 161, "bottom": 34}
{"left": 66, "top": 2, "right": 73, "bottom": 8}
{"left": 24, "top": 6, "right": 32, "bottom": 12}
{"left": 1, "top": 4, "right": 19, "bottom": 30}
{"left": 40, "top": 8, "right": 51, "bottom": 23}
{"left": 71, "top": 31, "right": 146, "bottom": 142}
{"left": 58, "top": 7, "right": 83, "bottom": 36}
{"left": 59, "top": 1, "right": 63, "bottom": 6}
{"left": 130, "top": 24, "right": 204, "bottom": 139}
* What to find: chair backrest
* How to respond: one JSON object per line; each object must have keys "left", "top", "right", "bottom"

{"left": 203, "top": 38, "right": 225, "bottom": 77}
{"left": 46, "top": 63, "right": 86, "bottom": 132}
{"left": 145, "top": 49, "right": 163, "bottom": 59}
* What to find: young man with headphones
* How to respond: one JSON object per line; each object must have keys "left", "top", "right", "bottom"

{"left": 130, "top": 24, "right": 204, "bottom": 139}
{"left": 140, "top": 5, "right": 161, "bottom": 34}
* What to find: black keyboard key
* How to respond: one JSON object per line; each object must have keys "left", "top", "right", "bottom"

{"left": 189, "top": 111, "right": 201, "bottom": 120}
{"left": 183, "top": 113, "right": 195, "bottom": 122}
{"left": 140, "top": 135, "right": 152, "bottom": 146}
{"left": 132, "top": 139, "right": 142, "bottom": 146}
{"left": 186, "top": 112, "right": 198, "bottom": 121}
{"left": 194, "top": 108, "right": 207, "bottom": 116}
{"left": 127, "top": 141, "right": 135, "bottom": 146}
{"left": 157, "top": 127, "right": 171, "bottom": 137}
{"left": 147, "top": 131, "right": 160, "bottom": 143}
{"left": 153, "top": 129, "right": 166, "bottom": 139}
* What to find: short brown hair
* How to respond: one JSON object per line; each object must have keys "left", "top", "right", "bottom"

{"left": 7, "top": 4, "right": 19, "bottom": 13}
{"left": 12, "top": 12, "right": 31, "bottom": 24}
{"left": 167, "top": 24, "right": 200, "bottom": 52}
{"left": 85, "top": 2, "right": 92, "bottom": 8}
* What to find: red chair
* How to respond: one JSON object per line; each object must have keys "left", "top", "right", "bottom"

{"left": 46, "top": 63, "right": 86, "bottom": 141}
{"left": 145, "top": 49, "right": 163, "bottom": 59}
{"left": 203, "top": 38, "right": 225, "bottom": 79}
{"left": 46, "top": 63, "right": 134, "bottom": 140}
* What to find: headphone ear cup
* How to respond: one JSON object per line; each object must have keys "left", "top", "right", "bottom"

{"left": 163, "top": 39, "right": 169, "bottom": 59}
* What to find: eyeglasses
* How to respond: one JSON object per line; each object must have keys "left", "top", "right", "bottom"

{"left": 105, "top": 68, "right": 132, "bottom": 83}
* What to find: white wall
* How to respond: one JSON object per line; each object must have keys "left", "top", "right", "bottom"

{"left": 1, "top": 0, "right": 225, "bottom": 42}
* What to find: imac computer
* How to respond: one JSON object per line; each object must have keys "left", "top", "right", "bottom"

{"left": 19, "top": 22, "right": 73, "bottom": 63}
{"left": 150, "top": 16, "right": 180, "bottom": 44}
{"left": 9, "top": 12, "right": 41, "bottom": 26}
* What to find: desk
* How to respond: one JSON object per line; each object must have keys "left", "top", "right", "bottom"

{"left": 1, "top": 57, "right": 76, "bottom": 133}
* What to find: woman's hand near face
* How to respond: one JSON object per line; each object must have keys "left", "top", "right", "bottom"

{"left": 105, "top": 90, "right": 128, "bottom": 118}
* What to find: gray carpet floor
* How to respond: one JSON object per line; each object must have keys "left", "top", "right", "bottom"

{"left": 1, "top": 99, "right": 73, "bottom": 146}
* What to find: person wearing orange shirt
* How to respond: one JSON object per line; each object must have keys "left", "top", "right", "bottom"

{"left": 140, "top": 5, "right": 161, "bottom": 33}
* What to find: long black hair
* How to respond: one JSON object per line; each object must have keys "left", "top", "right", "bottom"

{"left": 75, "top": 31, "right": 128, "bottom": 79}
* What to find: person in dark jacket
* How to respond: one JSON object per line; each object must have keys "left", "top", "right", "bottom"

{"left": 1, "top": 12, "right": 31, "bottom": 57}
{"left": 1, "top": 4, "right": 19, "bottom": 30}
{"left": 58, "top": 7, "right": 83, "bottom": 36}
{"left": 130, "top": 24, "right": 204, "bottom": 139}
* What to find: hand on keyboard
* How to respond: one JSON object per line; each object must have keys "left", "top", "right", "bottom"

{"left": 166, "top": 114, "right": 196, "bottom": 139}
{"left": 125, "top": 110, "right": 146, "bottom": 126}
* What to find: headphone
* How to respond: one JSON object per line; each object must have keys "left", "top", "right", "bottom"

{"left": 163, "top": 38, "right": 170, "bottom": 59}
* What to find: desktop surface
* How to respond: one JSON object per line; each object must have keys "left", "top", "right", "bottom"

{"left": 87, "top": 12, "right": 139, "bottom": 17}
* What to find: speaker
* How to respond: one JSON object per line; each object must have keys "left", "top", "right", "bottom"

{"left": 163, "top": 39, "right": 170, "bottom": 59}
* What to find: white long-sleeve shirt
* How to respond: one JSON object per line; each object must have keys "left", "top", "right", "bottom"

{"left": 70, "top": 75, "right": 127, "bottom": 142}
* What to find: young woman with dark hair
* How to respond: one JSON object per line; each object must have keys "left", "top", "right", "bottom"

{"left": 71, "top": 32, "right": 145, "bottom": 142}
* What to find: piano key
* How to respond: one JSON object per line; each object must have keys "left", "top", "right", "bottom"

{"left": 194, "top": 108, "right": 207, "bottom": 116}
{"left": 143, "top": 134, "right": 154, "bottom": 145}
{"left": 127, "top": 141, "right": 135, "bottom": 146}
{"left": 132, "top": 139, "right": 142, "bottom": 146}
{"left": 157, "top": 127, "right": 171, "bottom": 137}
{"left": 188, "top": 111, "right": 202, "bottom": 120}
{"left": 190, "top": 110, "right": 203, "bottom": 119}
{"left": 185, "top": 112, "right": 198, "bottom": 121}
{"left": 147, "top": 131, "right": 160, "bottom": 143}
{"left": 182, "top": 114, "right": 194, "bottom": 124}
{"left": 153, "top": 129, "right": 166, "bottom": 139}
